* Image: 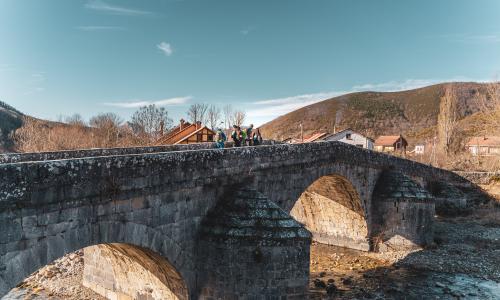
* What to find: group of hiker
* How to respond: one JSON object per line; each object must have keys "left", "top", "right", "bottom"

{"left": 215, "top": 124, "right": 263, "bottom": 149}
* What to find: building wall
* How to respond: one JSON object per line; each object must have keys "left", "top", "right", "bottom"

{"left": 177, "top": 128, "right": 215, "bottom": 144}
{"left": 324, "top": 130, "right": 373, "bottom": 150}
{"left": 468, "top": 145, "right": 500, "bottom": 156}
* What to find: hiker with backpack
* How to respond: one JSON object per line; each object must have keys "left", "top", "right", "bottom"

{"left": 253, "top": 127, "right": 263, "bottom": 146}
{"left": 215, "top": 128, "right": 226, "bottom": 149}
{"left": 245, "top": 124, "right": 254, "bottom": 146}
{"left": 231, "top": 125, "right": 243, "bottom": 147}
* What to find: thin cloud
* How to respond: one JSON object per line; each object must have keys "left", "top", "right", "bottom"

{"left": 76, "top": 26, "right": 125, "bottom": 31}
{"left": 157, "top": 42, "right": 173, "bottom": 56}
{"left": 240, "top": 26, "right": 256, "bottom": 35}
{"left": 432, "top": 33, "right": 500, "bottom": 44}
{"left": 248, "top": 91, "right": 345, "bottom": 119}
{"left": 103, "top": 96, "right": 191, "bottom": 108}
{"left": 85, "top": 0, "right": 152, "bottom": 16}
{"left": 351, "top": 79, "right": 439, "bottom": 92}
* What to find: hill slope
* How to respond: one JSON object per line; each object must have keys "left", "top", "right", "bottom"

{"left": 0, "top": 101, "right": 24, "bottom": 152}
{"left": 260, "top": 82, "right": 492, "bottom": 144}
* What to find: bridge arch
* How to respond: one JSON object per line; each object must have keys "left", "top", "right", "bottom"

{"left": 0, "top": 221, "right": 192, "bottom": 299}
{"left": 290, "top": 174, "right": 370, "bottom": 251}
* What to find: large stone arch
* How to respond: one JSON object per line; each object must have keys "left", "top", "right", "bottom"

{"left": 0, "top": 221, "right": 193, "bottom": 298}
{"left": 290, "top": 174, "right": 371, "bottom": 251}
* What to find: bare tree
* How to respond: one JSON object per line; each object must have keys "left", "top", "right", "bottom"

{"left": 475, "top": 81, "right": 500, "bottom": 135}
{"left": 89, "top": 113, "right": 123, "bottom": 148}
{"left": 14, "top": 113, "right": 145, "bottom": 152}
{"left": 233, "top": 110, "right": 246, "bottom": 127}
{"left": 187, "top": 103, "right": 209, "bottom": 125}
{"left": 223, "top": 104, "right": 233, "bottom": 129}
{"left": 130, "top": 104, "right": 173, "bottom": 141}
{"left": 207, "top": 105, "right": 221, "bottom": 129}
{"left": 437, "top": 85, "right": 458, "bottom": 154}
{"left": 65, "top": 114, "right": 86, "bottom": 127}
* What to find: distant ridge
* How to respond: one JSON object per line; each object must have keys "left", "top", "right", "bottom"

{"left": 259, "top": 82, "right": 495, "bottom": 145}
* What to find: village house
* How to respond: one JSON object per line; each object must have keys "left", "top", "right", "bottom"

{"left": 414, "top": 144, "right": 426, "bottom": 155}
{"left": 374, "top": 135, "right": 408, "bottom": 153}
{"left": 466, "top": 136, "right": 500, "bottom": 156}
{"left": 318, "top": 129, "right": 374, "bottom": 150}
{"left": 156, "top": 119, "right": 216, "bottom": 145}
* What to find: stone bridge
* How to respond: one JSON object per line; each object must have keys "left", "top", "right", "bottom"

{"left": 0, "top": 141, "right": 472, "bottom": 299}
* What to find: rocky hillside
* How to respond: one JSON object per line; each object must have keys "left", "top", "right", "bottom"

{"left": 0, "top": 101, "right": 24, "bottom": 152}
{"left": 260, "top": 82, "right": 494, "bottom": 145}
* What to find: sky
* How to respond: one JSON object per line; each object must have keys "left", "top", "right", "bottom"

{"left": 1, "top": 0, "right": 500, "bottom": 126}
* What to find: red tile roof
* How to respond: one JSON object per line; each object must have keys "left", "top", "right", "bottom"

{"left": 374, "top": 135, "right": 402, "bottom": 146}
{"left": 157, "top": 122, "right": 199, "bottom": 145}
{"left": 466, "top": 136, "right": 500, "bottom": 147}
{"left": 303, "top": 132, "right": 328, "bottom": 143}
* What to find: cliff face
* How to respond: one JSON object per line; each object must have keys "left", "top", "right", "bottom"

{"left": 259, "top": 82, "right": 494, "bottom": 145}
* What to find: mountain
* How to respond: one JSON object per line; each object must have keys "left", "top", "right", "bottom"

{"left": 0, "top": 101, "right": 24, "bottom": 152}
{"left": 259, "top": 82, "right": 494, "bottom": 145}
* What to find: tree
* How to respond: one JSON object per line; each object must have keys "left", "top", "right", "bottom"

{"left": 207, "top": 104, "right": 221, "bottom": 129}
{"left": 437, "top": 84, "right": 458, "bottom": 154}
{"left": 65, "top": 114, "right": 86, "bottom": 127}
{"left": 89, "top": 113, "right": 123, "bottom": 147}
{"left": 475, "top": 81, "right": 500, "bottom": 135}
{"left": 130, "top": 104, "right": 173, "bottom": 141}
{"left": 221, "top": 104, "right": 246, "bottom": 128}
{"left": 223, "top": 104, "right": 233, "bottom": 129}
{"left": 233, "top": 110, "right": 246, "bottom": 127}
{"left": 187, "top": 103, "right": 209, "bottom": 125}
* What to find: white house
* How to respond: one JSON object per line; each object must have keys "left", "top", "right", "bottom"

{"left": 319, "top": 129, "right": 374, "bottom": 150}
{"left": 414, "top": 144, "right": 425, "bottom": 155}
{"left": 466, "top": 136, "right": 500, "bottom": 156}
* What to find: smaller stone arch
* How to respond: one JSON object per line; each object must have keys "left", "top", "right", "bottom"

{"left": 83, "top": 243, "right": 189, "bottom": 300}
{"left": 290, "top": 174, "right": 370, "bottom": 251}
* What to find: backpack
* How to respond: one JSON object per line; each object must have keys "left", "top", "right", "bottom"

{"left": 217, "top": 131, "right": 226, "bottom": 142}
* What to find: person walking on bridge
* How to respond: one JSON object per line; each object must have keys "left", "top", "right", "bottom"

{"left": 246, "top": 124, "right": 254, "bottom": 146}
{"left": 215, "top": 128, "right": 226, "bottom": 149}
{"left": 253, "top": 128, "right": 263, "bottom": 146}
{"left": 231, "top": 125, "right": 243, "bottom": 147}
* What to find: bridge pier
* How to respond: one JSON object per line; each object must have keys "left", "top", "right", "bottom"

{"left": 371, "top": 171, "right": 435, "bottom": 251}
{"left": 196, "top": 189, "right": 311, "bottom": 299}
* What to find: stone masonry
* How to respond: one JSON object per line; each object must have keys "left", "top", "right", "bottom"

{"left": 371, "top": 171, "right": 435, "bottom": 251}
{"left": 0, "top": 141, "right": 474, "bottom": 298}
{"left": 196, "top": 189, "right": 311, "bottom": 299}
{"left": 83, "top": 243, "right": 189, "bottom": 300}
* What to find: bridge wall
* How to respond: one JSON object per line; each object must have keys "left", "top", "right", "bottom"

{"left": 0, "top": 140, "right": 280, "bottom": 163}
{"left": 0, "top": 141, "right": 465, "bottom": 297}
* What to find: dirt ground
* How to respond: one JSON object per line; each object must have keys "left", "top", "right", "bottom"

{"left": 309, "top": 202, "right": 500, "bottom": 299}
{"left": 3, "top": 251, "right": 104, "bottom": 300}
